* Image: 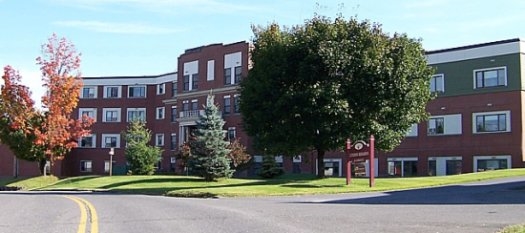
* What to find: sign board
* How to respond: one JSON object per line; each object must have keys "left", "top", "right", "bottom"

{"left": 347, "top": 140, "right": 370, "bottom": 160}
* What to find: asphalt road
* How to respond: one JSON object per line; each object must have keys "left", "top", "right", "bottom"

{"left": 1, "top": 176, "right": 524, "bottom": 233}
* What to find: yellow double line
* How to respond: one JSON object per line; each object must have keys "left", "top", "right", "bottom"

{"left": 64, "top": 195, "right": 99, "bottom": 233}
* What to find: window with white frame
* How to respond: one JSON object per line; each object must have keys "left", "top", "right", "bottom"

{"left": 473, "top": 111, "right": 510, "bottom": 133}
{"left": 81, "top": 86, "right": 97, "bottom": 99}
{"left": 428, "top": 117, "right": 444, "bottom": 135}
{"left": 428, "top": 114, "right": 462, "bottom": 136}
{"left": 183, "top": 60, "right": 199, "bottom": 91}
{"left": 79, "top": 134, "right": 96, "bottom": 148}
{"left": 156, "top": 107, "right": 165, "bottom": 120}
{"left": 80, "top": 160, "right": 92, "bottom": 172}
{"left": 171, "top": 106, "right": 177, "bottom": 122}
{"left": 207, "top": 60, "right": 215, "bottom": 81}
{"left": 156, "top": 133, "right": 164, "bottom": 146}
{"left": 157, "top": 83, "right": 165, "bottom": 95}
{"left": 127, "top": 108, "right": 146, "bottom": 122}
{"left": 102, "top": 108, "right": 120, "bottom": 122}
{"left": 223, "top": 96, "right": 231, "bottom": 114}
{"left": 474, "top": 67, "right": 507, "bottom": 89}
{"left": 430, "top": 74, "right": 444, "bottom": 93}
{"left": 172, "top": 81, "right": 177, "bottom": 97}
{"left": 79, "top": 108, "right": 97, "bottom": 122}
{"left": 224, "top": 52, "right": 242, "bottom": 85}
{"left": 104, "top": 160, "right": 116, "bottom": 173}
{"left": 102, "top": 134, "right": 120, "bottom": 148}
{"left": 104, "top": 86, "right": 121, "bottom": 98}
{"left": 406, "top": 123, "right": 418, "bottom": 137}
{"left": 128, "top": 86, "right": 146, "bottom": 98}
{"left": 191, "top": 99, "right": 198, "bottom": 110}
{"left": 234, "top": 66, "right": 242, "bottom": 84}
{"left": 224, "top": 68, "right": 231, "bottom": 85}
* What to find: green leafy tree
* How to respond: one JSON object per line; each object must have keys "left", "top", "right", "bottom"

{"left": 123, "top": 120, "right": 162, "bottom": 175}
{"left": 241, "top": 15, "right": 433, "bottom": 178}
{"left": 258, "top": 154, "right": 283, "bottom": 178}
{"left": 189, "top": 93, "right": 234, "bottom": 181}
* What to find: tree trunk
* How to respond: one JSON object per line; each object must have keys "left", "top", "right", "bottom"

{"left": 316, "top": 149, "right": 325, "bottom": 178}
{"left": 39, "top": 159, "right": 47, "bottom": 176}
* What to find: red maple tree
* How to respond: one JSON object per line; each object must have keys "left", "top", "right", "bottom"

{"left": 34, "top": 34, "right": 93, "bottom": 164}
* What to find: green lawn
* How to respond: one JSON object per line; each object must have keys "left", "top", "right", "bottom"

{"left": 2, "top": 168, "right": 524, "bottom": 197}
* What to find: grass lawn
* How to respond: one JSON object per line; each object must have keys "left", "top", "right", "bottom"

{"left": 498, "top": 224, "right": 525, "bottom": 233}
{"left": 2, "top": 168, "right": 524, "bottom": 197}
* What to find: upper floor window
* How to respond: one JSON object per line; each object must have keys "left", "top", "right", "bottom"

{"left": 127, "top": 108, "right": 146, "bottom": 122}
{"left": 170, "top": 133, "right": 177, "bottom": 150}
{"left": 183, "top": 60, "right": 198, "bottom": 91}
{"left": 128, "top": 86, "right": 146, "bottom": 98}
{"left": 430, "top": 74, "right": 444, "bottom": 93}
{"left": 81, "top": 86, "right": 97, "bottom": 99}
{"left": 102, "top": 108, "right": 121, "bottom": 122}
{"left": 172, "top": 82, "right": 177, "bottom": 97}
{"left": 234, "top": 66, "right": 242, "bottom": 84}
{"left": 156, "top": 107, "right": 165, "bottom": 120}
{"left": 79, "top": 134, "right": 96, "bottom": 148}
{"left": 428, "top": 114, "right": 462, "bottom": 136}
{"left": 474, "top": 67, "right": 507, "bottom": 89}
{"left": 233, "top": 94, "right": 240, "bottom": 113}
{"left": 104, "top": 86, "right": 121, "bottom": 98}
{"left": 79, "top": 108, "right": 97, "bottom": 122}
{"left": 224, "top": 68, "right": 232, "bottom": 85}
{"left": 192, "top": 74, "right": 199, "bottom": 90}
{"left": 428, "top": 117, "right": 444, "bottom": 135}
{"left": 223, "top": 96, "right": 231, "bottom": 114}
{"left": 102, "top": 134, "right": 120, "bottom": 148}
{"left": 171, "top": 106, "right": 177, "bottom": 122}
{"left": 474, "top": 111, "right": 510, "bottom": 133}
{"left": 156, "top": 133, "right": 164, "bottom": 146}
{"left": 157, "top": 83, "right": 165, "bottom": 95}
{"left": 406, "top": 123, "right": 418, "bottom": 137}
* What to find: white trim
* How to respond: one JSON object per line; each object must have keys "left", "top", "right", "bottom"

{"left": 316, "top": 158, "right": 342, "bottom": 177}
{"left": 156, "top": 83, "right": 166, "bottom": 95}
{"left": 207, "top": 60, "right": 215, "bottom": 81}
{"left": 156, "top": 107, "right": 165, "bottom": 120}
{"left": 80, "top": 86, "right": 97, "bottom": 99}
{"left": 103, "top": 86, "right": 121, "bottom": 98}
{"left": 78, "top": 108, "right": 97, "bottom": 121}
{"left": 472, "top": 66, "right": 507, "bottom": 89}
{"left": 102, "top": 108, "right": 121, "bottom": 122}
{"left": 83, "top": 73, "right": 176, "bottom": 86}
{"left": 472, "top": 110, "right": 511, "bottom": 134}
{"left": 155, "top": 133, "right": 165, "bottom": 146}
{"left": 128, "top": 85, "right": 147, "bottom": 98}
{"left": 473, "top": 155, "right": 511, "bottom": 172}
{"left": 126, "top": 108, "right": 146, "bottom": 122}
{"left": 426, "top": 41, "right": 521, "bottom": 64}
{"left": 387, "top": 157, "right": 418, "bottom": 161}
{"left": 79, "top": 134, "right": 96, "bottom": 148}
{"left": 101, "top": 134, "right": 120, "bottom": 148}
{"left": 293, "top": 155, "right": 302, "bottom": 163}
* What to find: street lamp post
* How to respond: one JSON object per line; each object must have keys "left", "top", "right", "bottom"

{"left": 109, "top": 148, "right": 114, "bottom": 176}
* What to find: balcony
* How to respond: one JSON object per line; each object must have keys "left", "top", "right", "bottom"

{"left": 177, "top": 110, "right": 223, "bottom": 124}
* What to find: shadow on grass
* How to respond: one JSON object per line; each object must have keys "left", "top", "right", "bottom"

{"left": 52, "top": 175, "right": 100, "bottom": 185}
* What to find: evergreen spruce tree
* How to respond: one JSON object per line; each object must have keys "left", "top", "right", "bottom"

{"left": 258, "top": 154, "right": 284, "bottom": 178}
{"left": 189, "top": 93, "right": 233, "bottom": 181}
{"left": 124, "top": 120, "right": 162, "bottom": 175}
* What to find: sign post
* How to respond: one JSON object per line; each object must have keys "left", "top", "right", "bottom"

{"left": 345, "top": 135, "right": 375, "bottom": 187}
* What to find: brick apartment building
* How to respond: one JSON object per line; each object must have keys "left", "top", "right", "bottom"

{"left": 1, "top": 39, "right": 525, "bottom": 177}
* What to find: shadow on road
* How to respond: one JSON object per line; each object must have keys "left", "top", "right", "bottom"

{"left": 312, "top": 179, "right": 525, "bottom": 205}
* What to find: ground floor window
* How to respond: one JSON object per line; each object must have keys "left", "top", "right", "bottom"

{"left": 428, "top": 157, "right": 462, "bottom": 176}
{"left": 80, "top": 160, "right": 92, "bottom": 172}
{"left": 320, "top": 159, "right": 342, "bottom": 177}
{"left": 474, "top": 155, "right": 510, "bottom": 172}
{"left": 387, "top": 157, "right": 418, "bottom": 177}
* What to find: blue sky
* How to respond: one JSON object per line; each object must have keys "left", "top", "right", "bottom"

{"left": 1, "top": 0, "right": 525, "bottom": 105}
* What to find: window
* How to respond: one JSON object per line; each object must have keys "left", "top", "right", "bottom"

{"left": 128, "top": 86, "right": 146, "bottom": 98}
{"left": 227, "top": 127, "right": 236, "bottom": 141}
{"left": 80, "top": 160, "right": 92, "bottom": 172}
{"left": 171, "top": 106, "right": 177, "bottom": 122}
{"left": 81, "top": 86, "right": 97, "bottom": 99}
{"left": 102, "top": 108, "right": 120, "bottom": 122}
{"left": 156, "top": 107, "right": 165, "bottom": 120}
{"left": 156, "top": 133, "right": 164, "bottom": 146}
{"left": 192, "top": 74, "right": 199, "bottom": 90}
{"left": 428, "top": 117, "right": 444, "bottom": 135}
{"left": 430, "top": 74, "right": 444, "bottom": 93}
{"left": 224, "top": 68, "right": 231, "bottom": 85}
{"left": 406, "top": 124, "right": 418, "bottom": 137}
{"left": 223, "top": 96, "right": 231, "bottom": 114}
{"left": 79, "top": 108, "right": 97, "bottom": 122}
{"left": 183, "top": 75, "right": 190, "bottom": 91}
{"left": 157, "top": 83, "right": 165, "bottom": 95}
{"left": 104, "top": 160, "right": 116, "bottom": 173}
{"left": 191, "top": 99, "right": 198, "bottom": 110}
{"left": 170, "top": 133, "right": 177, "bottom": 150}
{"left": 102, "top": 134, "right": 120, "bottom": 148}
{"left": 79, "top": 135, "right": 96, "bottom": 148}
{"left": 474, "top": 111, "right": 510, "bottom": 133}
{"left": 127, "top": 108, "right": 146, "bottom": 122}
{"left": 182, "top": 101, "right": 190, "bottom": 111}
{"left": 234, "top": 66, "right": 242, "bottom": 84}
{"left": 233, "top": 95, "right": 240, "bottom": 113}
{"left": 207, "top": 60, "right": 215, "bottom": 81}
{"left": 474, "top": 155, "right": 510, "bottom": 172}
{"left": 474, "top": 67, "right": 506, "bottom": 88}
{"left": 172, "top": 82, "right": 177, "bottom": 97}
{"left": 104, "top": 86, "right": 120, "bottom": 98}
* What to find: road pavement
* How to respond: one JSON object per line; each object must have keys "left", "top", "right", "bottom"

{"left": 1, "top": 176, "right": 524, "bottom": 233}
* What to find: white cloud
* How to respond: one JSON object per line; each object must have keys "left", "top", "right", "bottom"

{"left": 54, "top": 20, "right": 182, "bottom": 34}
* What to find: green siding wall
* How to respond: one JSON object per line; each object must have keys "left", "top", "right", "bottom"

{"left": 431, "top": 53, "right": 522, "bottom": 97}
